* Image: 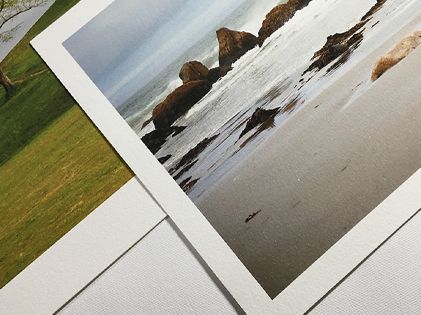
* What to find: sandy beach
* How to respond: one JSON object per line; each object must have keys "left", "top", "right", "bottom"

{"left": 197, "top": 14, "right": 421, "bottom": 298}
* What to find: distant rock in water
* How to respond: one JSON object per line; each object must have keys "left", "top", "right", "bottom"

{"left": 142, "top": 126, "right": 186, "bottom": 154}
{"left": 152, "top": 80, "right": 212, "bottom": 129}
{"left": 372, "top": 31, "right": 421, "bottom": 81}
{"left": 258, "top": 0, "right": 312, "bottom": 46}
{"left": 240, "top": 108, "right": 279, "bottom": 139}
{"left": 179, "top": 61, "right": 209, "bottom": 84}
{"left": 217, "top": 27, "right": 258, "bottom": 67}
{"left": 208, "top": 66, "right": 232, "bottom": 84}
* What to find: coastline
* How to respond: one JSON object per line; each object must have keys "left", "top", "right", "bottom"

{"left": 197, "top": 15, "right": 421, "bottom": 297}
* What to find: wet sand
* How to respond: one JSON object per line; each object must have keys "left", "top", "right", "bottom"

{"left": 197, "top": 21, "right": 421, "bottom": 298}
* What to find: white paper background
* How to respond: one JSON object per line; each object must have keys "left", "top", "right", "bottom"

{"left": 0, "top": 179, "right": 166, "bottom": 315}
{"left": 3, "top": 0, "right": 418, "bottom": 313}
{"left": 29, "top": 0, "right": 421, "bottom": 310}
{"left": 60, "top": 197, "right": 421, "bottom": 315}
{"left": 2, "top": 177, "right": 421, "bottom": 314}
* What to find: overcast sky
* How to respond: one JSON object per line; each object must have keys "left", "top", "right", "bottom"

{"left": 65, "top": 0, "right": 246, "bottom": 106}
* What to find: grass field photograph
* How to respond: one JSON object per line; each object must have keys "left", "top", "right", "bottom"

{"left": 0, "top": 0, "right": 132, "bottom": 288}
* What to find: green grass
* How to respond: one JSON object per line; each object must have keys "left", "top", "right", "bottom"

{"left": 1, "top": 0, "right": 80, "bottom": 81}
{"left": 0, "top": 0, "right": 133, "bottom": 287}
{"left": 0, "top": 0, "right": 80, "bottom": 165}
{"left": 0, "top": 106, "right": 132, "bottom": 287}
{"left": 0, "top": 71, "right": 76, "bottom": 165}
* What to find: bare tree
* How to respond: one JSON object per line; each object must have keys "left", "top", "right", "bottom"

{"left": 0, "top": 0, "right": 47, "bottom": 98}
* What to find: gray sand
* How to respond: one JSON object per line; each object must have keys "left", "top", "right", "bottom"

{"left": 197, "top": 21, "right": 421, "bottom": 297}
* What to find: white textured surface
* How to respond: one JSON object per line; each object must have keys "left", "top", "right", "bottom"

{"left": 29, "top": 0, "right": 421, "bottom": 313}
{"left": 32, "top": 0, "right": 421, "bottom": 310}
{"left": 60, "top": 219, "right": 239, "bottom": 315}
{"left": 312, "top": 209, "right": 421, "bottom": 315}
{"left": 58, "top": 209, "right": 421, "bottom": 315}
{"left": 0, "top": 178, "right": 165, "bottom": 315}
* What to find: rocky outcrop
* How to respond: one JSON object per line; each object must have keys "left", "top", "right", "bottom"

{"left": 372, "top": 31, "right": 421, "bottom": 81}
{"left": 304, "top": 0, "right": 388, "bottom": 74}
{"left": 217, "top": 27, "right": 258, "bottom": 67}
{"left": 152, "top": 80, "right": 212, "bottom": 129}
{"left": 207, "top": 66, "right": 232, "bottom": 84}
{"left": 239, "top": 108, "right": 279, "bottom": 138}
{"left": 179, "top": 61, "right": 209, "bottom": 84}
{"left": 258, "top": 0, "right": 312, "bottom": 46}
{"left": 361, "top": 0, "right": 388, "bottom": 21}
{"left": 175, "top": 134, "right": 219, "bottom": 171}
{"left": 141, "top": 126, "right": 186, "bottom": 154}
{"left": 158, "top": 154, "right": 172, "bottom": 164}
{"left": 180, "top": 61, "right": 232, "bottom": 85}
{"left": 180, "top": 177, "right": 199, "bottom": 192}
{"left": 305, "top": 27, "right": 364, "bottom": 73}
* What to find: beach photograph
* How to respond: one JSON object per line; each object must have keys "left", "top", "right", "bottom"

{"left": 65, "top": 0, "right": 421, "bottom": 298}
{"left": 0, "top": 0, "right": 132, "bottom": 289}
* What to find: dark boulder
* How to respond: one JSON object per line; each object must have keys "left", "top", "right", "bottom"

{"left": 141, "top": 126, "right": 186, "bottom": 154}
{"left": 179, "top": 177, "right": 199, "bottom": 193}
{"left": 239, "top": 108, "right": 279, "bottom": 138}
{"left": 152, "top": 80, "right": 212, "bottom": 129}
{"left": 258, "top": 0, "right": 312, "bottom": 46}
{"left": 207, "top": 66, "right": 233, "bottom": 84}
{"left": 158, "top": 154, "right": 172, "bottom": 164}
{"left": 179, "top": 61, "right": 209, "bottom": 84}
{"left": 216, "top": 27, "right": 258, "bottom": 67}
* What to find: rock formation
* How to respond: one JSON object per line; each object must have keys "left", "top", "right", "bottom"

{"left": 372, "top": 31, "right": 421, "bottom": 81}
{"left": 305, "top": 27, "right": 364, "bottom": 73}
{"left": 158, "top": 154, "right": 172, "bottom": 164}
{"left": 217, "top": 27, "right": 258, "bottom": 67}
{"left": 141, "top": 126, "right": 186, "bottom": 154}
{"left": 152, "top": 80, "right": 212, "bottom": 129}
{"left": 361, "top": 0, "right": 388, "bottom": 21}
{"left": 239, "top": 108, "right": 279, "bottom": 139}
{"left": 179, "top": 61, "right": 209, "bottom": 84}
{"left": 304, "top": 0, "right": 389, "bottom": 74}
{"left": 175, "top": 134, "right": 219, "bottom": 171}
{"left": 258, "top": 0, "right": 312, "bottom": 45}
{"left": 180, "top": 177, "right": 199, "bottom": 192}
{"left": 207, "top": 66, "right": 232, "bottom": 84}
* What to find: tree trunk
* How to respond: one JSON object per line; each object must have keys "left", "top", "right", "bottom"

{"left": 0, "top": 68, "right": 15, "bottom": 98}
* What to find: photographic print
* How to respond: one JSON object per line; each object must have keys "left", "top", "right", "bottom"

{"left": 0, "top": 0, "right": 132, "bottom": 289}
{"left": 37, "top": 0, "right": 421, "bottom": 312}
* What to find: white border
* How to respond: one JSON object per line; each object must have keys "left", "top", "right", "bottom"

{"left": 31, "top": 1, "right": 421, "bottom": 313}
{"left": 0, "top": 178, "right": 166, "bottom": 314}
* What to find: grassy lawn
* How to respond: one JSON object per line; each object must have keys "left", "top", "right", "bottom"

{"left": 0, "top": 0, "right": 133, "bottom": 287}
{"left": 0, "top": 106, "right": 132, "bottom": 287}
{"left": 0, "top": 0, "right": 81, "bottom": 165}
